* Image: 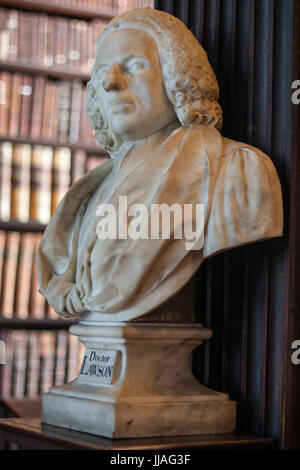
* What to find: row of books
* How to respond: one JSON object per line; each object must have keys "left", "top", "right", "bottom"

{"left": 53, "top": 0, "right": 119, "bottom": 7}
{"left": 0, "top": 8, "right": 107, "bottom": 73}
{"left": 117, "top": 0, "right": 154, "bottom": 12}
{"left": 0, "top": 329, "right": 85, "bottom": 398}
{"left": 0, "top": 231, "right": 51, "bottom": 319}
{"left": 0, "top": 142, "right": 108, "bottom": 223}
{"left": 0, "top": 72, "right": 99, "bottom": 145}
{"left": 46, "top": 0, "right": 153, "bottom": 11}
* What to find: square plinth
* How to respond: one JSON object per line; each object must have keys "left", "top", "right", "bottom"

{"left": 42, "top": 390, "right": 236, "bottom": 438}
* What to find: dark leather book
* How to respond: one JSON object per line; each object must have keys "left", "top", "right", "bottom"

{"left": 0, "top": 71, "right": 11, "bottom": 136}
{"left": 30, "top": 75, "right": 46, "bottom": 139}
{"left": 15, "top": 232, "right": 36, "bottom": 319}
{"left": 30, "top": 145, "right": 52, "bottom": 224}
{"left": 8, "top": 73, "right": 22, "bottom": 137}
{"left": 1, "top": 231, "right": 20, "bottom": 318}
{"left": 69, "top": 80, "right": 83, "bottom": 143}
{"left": 11, "top": 144, "right": 31, "bottom": 222}
{"left": 19, "top": 74, "right": 33, "bottom": 138}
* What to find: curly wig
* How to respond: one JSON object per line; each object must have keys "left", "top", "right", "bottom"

{"left": 86, "top": 8, "right": 223, "bottom": 154}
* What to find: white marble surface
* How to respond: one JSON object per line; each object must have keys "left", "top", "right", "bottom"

{"left": 42, "top": 322, "right": 236, "bottom": 438}
{"left": 37, "top": 9, "right": 283, "bottom": 322}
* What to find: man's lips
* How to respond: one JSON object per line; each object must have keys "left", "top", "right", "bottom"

{"left": 110, "top": 100, "right": 135, "bottom": 109}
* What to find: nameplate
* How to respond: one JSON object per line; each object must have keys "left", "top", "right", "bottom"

{"left": 79, "top": 349, "right": 117, "bottom": 385}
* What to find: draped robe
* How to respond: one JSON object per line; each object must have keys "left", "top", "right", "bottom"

{"left": 37, "top": 123, "right": 283, "bottom": 321}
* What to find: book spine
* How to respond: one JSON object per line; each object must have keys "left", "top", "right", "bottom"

{"left": 17, "top": 11, "right": 25, "bottom": 62}
{"left": 11, "top": 144, "right": 31, "bottom": 222}
{"left": 7, "top": 9, "right": 19, "bottom": 62}
{"left": 0, "top": 142, "right": 12, "bottom": 221}
{"left": 0, "top": 71, "right": 11, "bottom": 136}
{"left": 0, "top": 8, "right": 9, "bottom": 61}
{"left": 40, "top": 331, "right": 55, "bottom": 393}
{"left": 60, "top": 18, "right": 69, "bottom": 67}
{"left": 13, "top": 330, "right": 27, "bottom": 397}
{"left": 0, "top": 231, "right": 6, "bottom": 305}
{"left": 68, "top": 19, "right": 77, "bottom": 68}
{"left": 18, "top": 11, "right": 32, "bottom": 63}
{"left": 91, "top": 23, "right": 99, "bottom": 72}
{"left": 31, "top": 13, "right": 39, "bottom": 64}
{"left": 86, "top": 22, "right": 95, "bottom": 73}
{"left": 54, "top": 330, "right": 67, "bottom": 385}
{"left": 1, "top": 330, "right": 13, "bottom": 397}
{"left": 69, "top": 80, "right": 82, "bottom": 143}
{"left": 41, "top": 79, "right": 56, "bottom": 140}
{"left": 29, "top": 233, "right": 46, "bottom": 319}
{"left": 50, "top": 81, "right": 61, "bottom": 140}
{"left": 30, "top": 75, "right": 46, "bottom": 139}
{"left": 54, "top": 17, "right": 68, "bottom": 67}
{"left": 27, "top": 331, "right": 40, "bottom": 397}
{"left": 15, "top": 233, "right": 36, "bottom": 319}
{"left": 37, "top": 14, "right": 47, "bottom": 66}
{"left": 19, "top": 74, "right": 33, "bottom": 138}
{"left": 30, "top": 145, "right": 53, "bottom": 223}
{"left": 1, "top": 232, "right": 20, "bottom": 318}
{"left": 58, "top": 81, "right": 71, "bottom": 143}
{"left": 8, "top": 73, "right": 22, "bottom": 138}
{"left": 44, "top": 15, "right": 55, "bottom": 67}
{"left": 78, "top": 20, "right": 88, "bottom": 72}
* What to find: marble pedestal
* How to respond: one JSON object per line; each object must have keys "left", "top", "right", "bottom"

{"left": 42, "top": 321, "right": 236, "bottom": 438}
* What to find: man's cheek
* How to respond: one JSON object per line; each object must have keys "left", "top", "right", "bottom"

{"left": 98, "top": 95, "right": 109, "bottom": 120}
{"left": 138, "top": 87, "right": 156, "bottom": 108}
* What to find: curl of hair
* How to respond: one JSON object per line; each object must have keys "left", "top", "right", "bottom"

{"left": 86, "top": 8, "right": 223, "bottom": 154}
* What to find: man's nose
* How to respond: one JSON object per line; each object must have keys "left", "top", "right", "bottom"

{"left": 102, "top": 64, "right": 126, "bottom": 92}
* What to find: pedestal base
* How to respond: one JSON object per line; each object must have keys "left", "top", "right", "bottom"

{"left": 42, "top": 322, "right": 236, "bottom": 438}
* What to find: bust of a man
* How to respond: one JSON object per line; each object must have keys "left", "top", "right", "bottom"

{"left": 37, "top": 9, "right": 283, "bottom": 322}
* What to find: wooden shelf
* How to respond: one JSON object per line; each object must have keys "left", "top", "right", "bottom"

{"left": 1, "top": 398, "right": 42, "bottom": 419}
{"left": 0, "top": 417, "right": 277, "bottom": 450}
{"left": 0, "top": 318, "right": 78, "bottom": 329}
{"left": 0, "top": 220, "right": 46, "bottom": 232}
{"left": 0, "top": 0, "right": 117, "bottom": 20}
{"left": 0, "top": 60, "right": 92, "bottom": 82}
{"left": 0, "top": 135, "right": 106, "bottom": 155}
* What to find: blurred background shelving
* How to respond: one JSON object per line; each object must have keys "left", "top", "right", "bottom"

{"left": 0, "top": 0, "right": 154, "bottom": 406}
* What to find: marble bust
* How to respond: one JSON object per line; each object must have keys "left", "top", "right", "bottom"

{"left": 38, "top": 8, "right": 283, "bottom": 439}
{"left": 37, "top": 8, "right": 283, "bottom": 322}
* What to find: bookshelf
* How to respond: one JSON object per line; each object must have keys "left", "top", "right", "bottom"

{"left": 0, "top": 318, "right": 76, "bottom": 329}
{"left": 0, "top": 135, "right": 106, "bottom": 154}
{"left": 0, "top": 0, "right": 118, "bottom": 20}
{"left": 0, "top": 0, "right": 154, "bottom": 405}
{"left": 0, "top": 60, "right": 92, "bottom": 81}
{"left": 0, "top": 220, "right": 46, "bottom": 233}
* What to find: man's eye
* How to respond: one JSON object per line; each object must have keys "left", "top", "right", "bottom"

{"left": 125, "top": 62, "right": 145, "bottom": 73}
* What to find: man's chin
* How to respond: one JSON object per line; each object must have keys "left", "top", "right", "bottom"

{"left": 111, "top": 120, "right": 143, "bottom": 141}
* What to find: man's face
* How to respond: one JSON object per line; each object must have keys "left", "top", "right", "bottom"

{"left": 94, "top": 29, "right": 177, "bottom": 142}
